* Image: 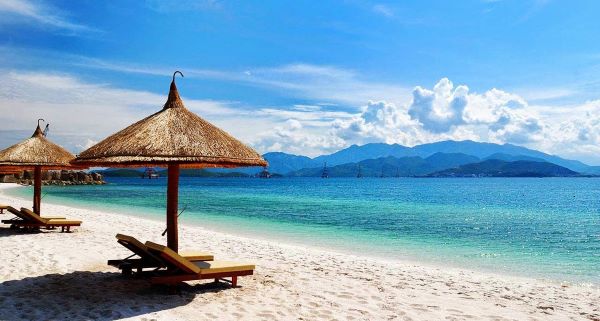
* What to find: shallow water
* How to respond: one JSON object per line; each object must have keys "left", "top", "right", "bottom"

{"left": 6, "top": 177, "right": 600, "bottom": 284}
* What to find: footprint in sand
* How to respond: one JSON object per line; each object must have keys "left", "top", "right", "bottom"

{"left": 256, "top": 311, "right": 276, "bottom": 319}
{"left": 307, "top": 301, "right": 320, "bottom": 308}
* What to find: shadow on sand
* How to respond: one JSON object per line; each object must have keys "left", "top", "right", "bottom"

{"left": 0, "top": 226, "right": 44, "bottom": 237}
{"left": 0, "top": 271, "right": 232, "bottom": 320}
{"left": 0, "top": 224, "right": 83, "bottom": 237}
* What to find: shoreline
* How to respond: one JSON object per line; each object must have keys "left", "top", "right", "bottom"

{"left": 1, "top": 183, "right": 599, "bottom": 320}
{"left": 1, "top": 183, "right": 597, "bottom": 288}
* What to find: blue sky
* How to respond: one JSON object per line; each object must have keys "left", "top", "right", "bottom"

{"left": 2, "top": 0, "right": 600, "bottom": 163}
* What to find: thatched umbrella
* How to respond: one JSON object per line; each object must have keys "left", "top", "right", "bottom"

{"left": 0, "top": 120, "right": 81, "bottom": 214}
{"left": 73, "top": 72, "right": 267, "bottom": 252}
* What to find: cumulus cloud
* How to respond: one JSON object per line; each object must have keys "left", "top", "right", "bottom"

{"left": 251, "top": 119, "right": 346, "bottom": 156}
{"left": 253, "top": 77, "right": 600, "bottom": 163}
{"left": 4, "top": 68, "right": 600, "bottom": 164}
{"left": 332, "top": 100, "right": 424, "bottom": 146}
{"left": 408, "top": 78, "right": 468, "bottom": 132}
{"left": 406, "top": 77, "right": 534, "bottom": 138}
{"left": 535, "top": 102, "right": 600, "bottom": 163}
{"left": 321, "top": 78, "right": 542, "bottom": 148}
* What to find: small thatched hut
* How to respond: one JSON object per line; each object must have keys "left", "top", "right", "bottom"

{"left": 73, "top": 72, "right": 267, "bottom": 252}
{"left": 0, "top": 121, "right": 81, "bottom": 213}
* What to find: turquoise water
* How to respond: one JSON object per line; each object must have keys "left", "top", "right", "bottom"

{"left": 5, "top": 177, "right": 600, "bottom": 284}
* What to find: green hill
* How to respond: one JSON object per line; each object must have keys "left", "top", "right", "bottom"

{"left": 427, "top": 160, "right": 579, "bottom": 177}
{"left": 289, "top": 153, "right": 480, "bottom": 177}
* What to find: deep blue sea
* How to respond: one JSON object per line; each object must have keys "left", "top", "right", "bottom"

{"left": 5, "top": 177, "right": 600, "bottom": 284}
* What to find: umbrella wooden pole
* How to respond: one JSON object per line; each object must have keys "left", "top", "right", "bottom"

{"left": 33, "top": 166, "right": 42, "bottom": 214}
{"left": 166, "top": 164, "right": 180, "bottom": 252}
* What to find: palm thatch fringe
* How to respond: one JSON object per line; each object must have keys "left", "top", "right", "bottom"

{"left": 0, "top": 125, "right": 80, "bottom": 170}
{"left": 73, "top": 72, "right": 267, "bottom": 168}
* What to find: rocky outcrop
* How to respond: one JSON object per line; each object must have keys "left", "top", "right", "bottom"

{"left": 0, "top": 170, "right": 106, "bottom": 185}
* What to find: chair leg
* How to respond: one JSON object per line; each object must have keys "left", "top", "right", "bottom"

{"left": 123, "top": 266, "right": 133, "bottom": 277}
{"left": 231, "top": 276, "right": 237, "bottom": 287}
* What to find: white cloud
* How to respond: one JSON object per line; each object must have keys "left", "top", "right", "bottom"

{"left": 533, "top": 100, "right": 600, "bottom": 163}
{"left": 408, "top": 78, "right": 468, "bottom": 132}
{"left": 251, "top": 118, "right": 346, "bottom": 157}
{"left": 517, "top": 87, "right": 576, "bottom": 102}
{"left": 42, "top": 53, "right": 413, "bottom": 106}
{"left": 332, "top": 101, "right": 425, "bottom": 146}
{"left": 0, "top": 71, "right": 253, "bottom": 152}
{"left": 0, "top": 0, "right": 95, "bottom": 33}
{"left": 372, "top": 4, "right": 394, "bottom": 17}
{"left": 145, "top": 0, "right": 222, "bottom": 12}
{"left": 77, "top": 138, "right": 98, "bottom": 151}
{"left": 4, "top": 66, "right": 600, "bottom": 164}
{"left": 254, "top": 78, "right": 600, "bottom": 164}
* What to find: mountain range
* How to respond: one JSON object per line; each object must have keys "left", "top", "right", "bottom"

{"left": 99, "top": 140, "right": 600, "bottom": 178}
{"left": 288, "top": 153, "right": 480, "bottom": 177}
{"left": 214, "top": 140, "right": 600, "bottom": 176}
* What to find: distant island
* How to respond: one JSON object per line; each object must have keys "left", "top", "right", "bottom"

{"left": 426, "top": 159, "right": 578, "bottom": 178}
{"left": 99, "top": 140, "right": 600, "bottom": 178}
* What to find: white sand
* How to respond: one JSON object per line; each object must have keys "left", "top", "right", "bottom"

{"left": 0, "top": 183, "right": 598, "bottom": 321}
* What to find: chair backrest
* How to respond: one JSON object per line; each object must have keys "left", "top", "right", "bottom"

{"left": 115, "top": 234, "right": 163, "bottom": 264}
{"left": 6, "top": 206, "right": 28, "bottom": 219}
{"left": 20, "top": 208, "right": 48, "bottom": 224}
{"left": 145, "top": 241, "right": 201, "bottom": 274}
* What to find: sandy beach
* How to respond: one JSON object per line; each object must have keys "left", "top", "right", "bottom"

{"left": 0, "top": 183, "right": 598, "bottom": 321}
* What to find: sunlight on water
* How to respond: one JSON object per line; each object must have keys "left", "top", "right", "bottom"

{"left": 6, "top": 177, "right": 599, "bottom": 284}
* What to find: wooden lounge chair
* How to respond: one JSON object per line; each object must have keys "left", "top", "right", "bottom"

{"left": 145, "top": 241, "right": 255, "bottom": 287}
{"left": 107, "top": 234, "right": 214, "bottom": 275}
{"left": 2, "top": 205, "right": 65, "bottom": 225}
{"left": 0, "top": 206, "right": 65, "bottom": 220}
{"left": 21, "top": 207, "right": 70, "bottom": 221}
{"left": 0, "top": 207, "right": 81, "bottom": 232}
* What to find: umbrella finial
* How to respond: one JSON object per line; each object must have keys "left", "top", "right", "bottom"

{"left": 172, "top": 71, "right": 184, "bottom": 83}
{"left": 33, "top": 119, "right": 45, "bottom": 137}
{"left": 164, "top": 71, "right": 185, "bottom": 109}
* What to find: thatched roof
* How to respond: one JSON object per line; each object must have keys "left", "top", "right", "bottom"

{"left": 0, "top": 125, "right": 78, "bottom": 170}
{"left": 73, "top": 72, "right": 267, "bottom": 168}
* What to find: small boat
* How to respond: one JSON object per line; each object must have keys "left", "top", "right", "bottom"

{"left": 141, "top": 168, "right": 160, "bottom": 179}
{"left": 258, "top": 167, "right": 272, "bottom": 178}
{"left": 321, "top": 162, "right": 329, "bottom": 178}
